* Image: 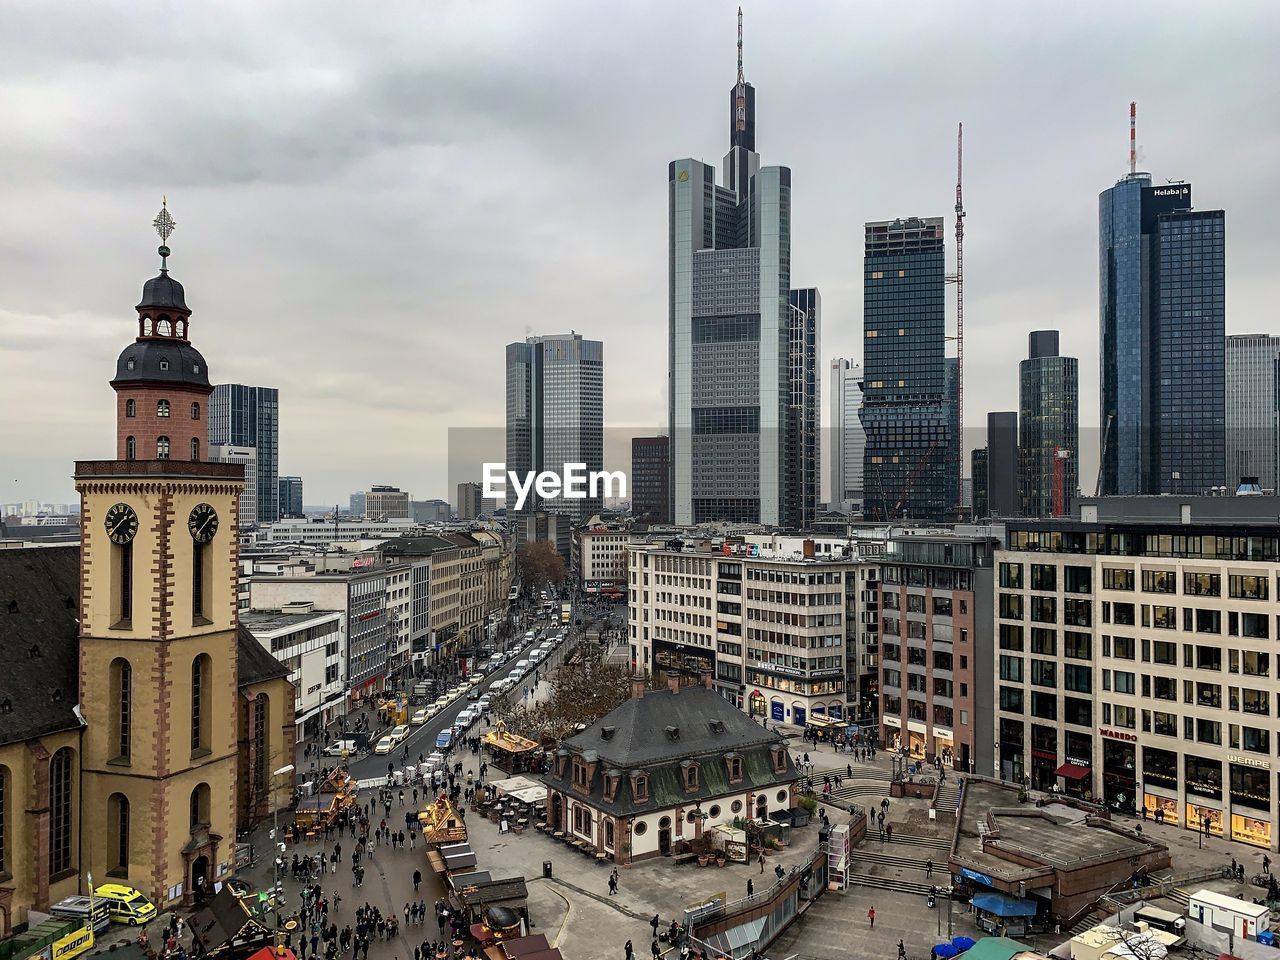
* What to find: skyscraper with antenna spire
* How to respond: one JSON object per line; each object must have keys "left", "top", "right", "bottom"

{"left": 1099, "top": 103, "right": 1225, "bottom": 496}
{"left": 667, "top": 10, "right": 815, "bottom": 526}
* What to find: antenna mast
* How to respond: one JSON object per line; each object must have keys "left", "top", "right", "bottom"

{"left": 1129, "top": 101, "right": 1137, "bottom": 175}
{"left": 950, "top": 123, "right": 965, "bottom": 514}
{"left": 737, "top": 7, "right": 744, "bottom": 85}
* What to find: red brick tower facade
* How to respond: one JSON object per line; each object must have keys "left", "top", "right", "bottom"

{"left": 111, "top": 205, "right": 212, "bottom": 462}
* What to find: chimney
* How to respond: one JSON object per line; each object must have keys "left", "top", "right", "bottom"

{"left": 631, "top": 677, "right": 646, "bottom": 700}
{"left": 701, "top": 671, "right": 713, "bottom": 690}
{"left": 668, "top": 675, "right": 680, "bottom": 695}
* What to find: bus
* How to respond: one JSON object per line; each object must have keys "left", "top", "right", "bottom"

{"left": 560, "top": 601, "right": 571, "bottom": 625}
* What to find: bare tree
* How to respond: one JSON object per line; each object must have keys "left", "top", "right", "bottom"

{"left": 517, "top": 541, "right": 567, "bottom": 591}
{"left": 491, "top": 651, "right": 651, "bottom": 741}
{"left": 1095, "top": 922, "right": 1170, "bottom": 960}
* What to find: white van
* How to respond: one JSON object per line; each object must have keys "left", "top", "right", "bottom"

{"left": 514, "top": 659, "right": 531, "bottom": 674}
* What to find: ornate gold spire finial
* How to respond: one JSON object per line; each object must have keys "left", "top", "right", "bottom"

{"left": 153, "top": 197, "right": 176, "bottom": 271}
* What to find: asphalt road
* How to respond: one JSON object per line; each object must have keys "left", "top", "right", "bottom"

{"left": 344, "top": 612, "right": 572, "bottom": 781}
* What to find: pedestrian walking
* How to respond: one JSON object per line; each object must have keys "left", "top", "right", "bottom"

{"left": 886, "top": 823, "right": 893, "bottom": 842}
{"left": 650, "top": 915, "right": 660, "bottom": 937}
{"left": 926, "top": 858, "right": 933, "bottom": 878}
{"left": 868, "top": 906, "right": 876, "bottom": 928}
{"left": 899, "top": 939, "right": 907, "bottom": 960}
{"left": 651, "top": 940, "right": 661, "bottom": 960}
{"left": 608, "top": 874, "right": 618, "bottom": 896}
{"left": 746, "top": 879, "right": 754, "bottom": 897}
{"left": 758, "top": 852, "right": 765, "bottom": 873}
{"left": 624, "top": 940, "right": 634, "bottom": 960}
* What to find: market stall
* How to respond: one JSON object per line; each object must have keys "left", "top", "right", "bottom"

{"left": 418, "top": 795, "right": 468, "bottom": 846}
{"left": 188, "top": 888, "right": 271, "bottom": 959}
{"left": 482, "top": 726, "right": 542, "bottom": 774}
{"left": 293, "top": 768, "right": 356, "bottom": 833}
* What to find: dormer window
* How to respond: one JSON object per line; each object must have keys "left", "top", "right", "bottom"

{"left": 572, "top": 758, "right": 588, "bottom": 789}
{"left": 158, "top": 359, "right": 169, "bottom": 371}
{"left": 631, "top": 771, "right": 649, "bottom": 802}
{"left": 771, "top": 745, "right": 787, "bottom": 774}
{"left": 665, "top": 725, "right": 680, "bottom": 741}
{"left": 726, "top": 753, "right": 743, "bottom": 783}
{"left": 681, "top": 760, "right": 700, "bottom": 791}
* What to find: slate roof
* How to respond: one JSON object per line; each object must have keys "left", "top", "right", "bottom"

{"left": 562, "top": 684, "right": 782, "bottom": 765}
{"left": 542, "top": 685, "right": 799, "bottom": 817}
{"left": 0, "top": 546, "right": 83, "bottom": 747}
{"left": 237, "top": 623, "right": 291, "bottom": 686}
{"left": 138, "top": 271, "right": 189, "bottom": 311}
{"left": 112, "top": 339, "right": 210, "bottom": 388}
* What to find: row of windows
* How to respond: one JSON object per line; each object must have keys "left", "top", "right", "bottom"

{"left": 125, "top": 399, "right": 200, "bottom": 420}
{"left": 125, "top": 436, "right": 199, "bottom": 461}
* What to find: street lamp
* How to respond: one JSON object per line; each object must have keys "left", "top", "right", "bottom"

{"left": 271, "top": 764, "right": 295, "bottom": 931}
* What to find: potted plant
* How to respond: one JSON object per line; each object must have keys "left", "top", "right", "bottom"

{"left": 692, "top": 835, "right": 712, "bottom": 867}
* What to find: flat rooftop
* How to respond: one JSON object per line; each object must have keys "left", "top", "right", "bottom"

{"left": 954, "top": 780, "right": 1164, "bottom": 882}
{"left": 240, "top": 608, "right": 342, "bottom": 632}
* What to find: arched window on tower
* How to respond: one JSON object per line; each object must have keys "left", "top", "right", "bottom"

{"left": 125, "top": 436, "right": 136, "bottom": 460}
{"left": 191, "top": 654, "right": 211, "bottom": 755}
{"left": 110, "top": 658, "right": 132, "bottom": 762}
{"left": 156, "top": 436, "right": 170, "bottom": 460}
{"left": 189, "top": 783, "right": 211, "bottom": 829}
{"left": 177, "top": 320, "right": 187, "bottom": 339}
{"left": 191, "top": 438, "right": 200, "bottom": 462}
{"left": 49, "top": 748, "right": 74, "bottom": 874}
{"left": 108, "top": 793, "right": 130, "bottom": 877}
{"left": 157, "top": 399, "right": 170, "bottom": 418}
{"left": 191, "top": 402, "right": 200, "bottom": 420}
{"left": 125, "top": 399, "right": 136, "bottom": 418}
{"left": 156, "top": 317, "right": 172, "bottom": 337}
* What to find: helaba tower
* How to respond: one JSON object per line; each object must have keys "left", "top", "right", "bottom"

{"left": 668, "top": 10, "right": 812, "bottom": 526}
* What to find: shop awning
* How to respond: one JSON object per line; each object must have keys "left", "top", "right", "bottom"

{"left": 1055, "top": 762, "right": 1091, "bottom": 780}
{"left": 971, "top": 892, "right": 1038, "bottom": 918}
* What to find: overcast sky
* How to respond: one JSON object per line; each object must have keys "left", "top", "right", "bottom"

{"left": 2, "top": 0, "right": 1277, "bottom": 507}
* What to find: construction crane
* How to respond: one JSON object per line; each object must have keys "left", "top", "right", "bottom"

{"left": 945, "top": 123, "right": 965, "bottom": 514}
{"left": 1052, "top": 447, "right": 1070, "bottom": 518}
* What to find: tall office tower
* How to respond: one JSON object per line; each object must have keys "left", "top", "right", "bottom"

{"left": 985, "top": 412, "right": 1020, "bottom": 517}
{"left": 668, "top": 14, "right": 793, "bottom": 525}
{"left": 828, "top": 359, "right": 865, "bottom": 510}
{"left": 631, "top": 436, "right": 671, "bottom": 524}
{"left": 785, "top": 288, "right": 820, "bottom": 528}
{"left": 1225, "top": 335, "right": 1280, "bottom": 491}
{"left": 209, "top": 383, "right": 280, "bottom": 521}
{"left": 349, "top": 491, "right": 366, "bottom": 517}
{"left": 1099, "top": 156, "right": 1226, "bottom": 495}
{"left": 278, "top": 475, "right": 304, "bottom": 518}
{"left": 971, "top": 448, "right": 989, "bottom": 520}
{"left": 859, "top": 218, "right": 952, "bottom": 521}
{"left": 505, "top": 332, "right": 604, "bottom": 528}
{"left": 457, "top": 481, "right": 487, "bottom": 520}
{"left": 209, "top": 443, "right": 258, "bottom": 523}
{"left": 944, "top": 357, "right": 961, "bottom": 516}
{"left": 1019, "top": 331, "right": 1079, "bottom": 516}
{"left": 366, "top": 485, "right": 411, "bottom": 519}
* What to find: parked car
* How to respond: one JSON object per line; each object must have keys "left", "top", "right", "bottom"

{"left": 93, "top": 884, "right": 156, "bottom": 927}
{"left": 374, "top": 736, "right": 394, "bottom": 755}
{"left": 322, "top": 738, "right": 358, "bottom": 757}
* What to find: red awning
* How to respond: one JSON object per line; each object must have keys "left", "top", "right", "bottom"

{"left": 1056, "top": 762, "right": 1091, "bottom": 780}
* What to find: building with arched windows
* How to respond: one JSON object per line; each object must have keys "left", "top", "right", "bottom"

{"left": 0, "top": 210, "right": 295, "bottom": 936}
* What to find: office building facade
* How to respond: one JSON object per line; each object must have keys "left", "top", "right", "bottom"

{"left": 505, "top": 333, "right": 604, "bottom": 526}
{"left": 829, "top": 359, "right": 865, "bottom": 511}
{"left": 278, "top": 475, "right": 304, "bottom": 518}
{"left": 1019, "top": 331, "right": 1079, "bottom": 517}
{"left": 995, "top": 499, "right": 1280, "bottom": 850}
{"left": 859, "top": 218, "right": 954, "bottom": 521}
{"left": 785, "top": 288, "right": 821, "bottom": 528}
{"left": 210, "top": 383, "right": 279, "bottom": 522}
{"left": 209, "top": 443, "right": 258, "bottom": 525}
{"left": 986, "top": 411, "right": 1020, "bottom": 517}
{"left": 1225, "top": 334, "right": 1280, "bottom": 492}
{"left": 971, "top": 448, "right": 989, "bottom": 521}
{"left": 668, "top": 35, "right": 793, "bottom": 526}
{"left": 630, "top": 435, "right": 671, "bottom": 524}
{"left": 365, "top": 485, "right": 410, "bottom": 519}
{"left": 878, "top": 535, "right": 996, "bottom": 774}
{"left": 1099, "top": 176, "right": 1225, "bottom": 496}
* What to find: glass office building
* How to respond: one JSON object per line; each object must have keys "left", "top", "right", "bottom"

{"left": 1019, "top": 330, "right": 1079, "bottom": 517}
{"left": 1099, "top": 176, "right": 1224, "bottom": 495}
{"left": 209, "top": 383, "right": 279, "bottom": 522}
{"left": 859, "top": 217, "right": 954, "bottom": 521}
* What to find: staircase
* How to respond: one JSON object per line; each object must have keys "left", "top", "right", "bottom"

{"left": 935, "top": 782, "right": 961, "bottom": 813}
{"left": 1167, "top": 888, "right": 1192, "bottom": 908}
{"left": 847, "top": 873, "right": 936, "bottom": 896}
{"left": 851, "top": 849, "right": 941, "bottom": 872}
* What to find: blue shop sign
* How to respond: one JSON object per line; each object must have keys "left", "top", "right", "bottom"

{"left": 959, "top": 867, "right": 995, "bottom": 887}
{"left": 771, "top": 701, "right": 785, "bottom": 721}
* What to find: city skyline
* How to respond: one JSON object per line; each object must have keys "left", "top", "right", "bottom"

{"left": 2, "top": 2, "right": 1278, "bottom": 504}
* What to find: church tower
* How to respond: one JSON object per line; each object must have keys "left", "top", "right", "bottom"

{"left": 76, "top": 203, "right": 244, "bottom": 907}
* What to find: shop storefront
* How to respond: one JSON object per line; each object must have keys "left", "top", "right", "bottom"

{"left": 1101, "top": 736, "right": 1137, "bottom": 815}
{"left": 749, "top": 690, "right": 767, "bottom": 717}
{"left": 1231, "top": 813, "right": 1272, "bottom": 848}
{"left": 1229, "top": 760, "right": 1272, "bottom": 848}
{"left": 1143, "top": 792, "right": 1178, "bottom": 824}
{"left": 1186, "top": 802, "right": 1223, "bottom": 836}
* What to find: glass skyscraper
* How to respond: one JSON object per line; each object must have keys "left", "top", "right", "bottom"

{"left": 209, "top": 383, "right": 279, "bottom": 522}
{"left": 668, "top": 34, "right": 796, "bottom": 526}
{"left": 828, "top": 358, "right": 865, "bottom": 510}
{"left": 859, "top": 217, "right": 953, "bottom": 521}
{"left": 1225, "top": 334, "right": 1280, "bottom": 492}
{"left": 1019, "top": 330, "right": 1079, "bottom": 517}
{"left": 1099, "top": 175, "right": 1225, "bottom": 495}
{"left": 785, "top": 288, "right": 820, "bottom": 528}
{"left": 504, "top": 333, "right": 604, "bottom": 531}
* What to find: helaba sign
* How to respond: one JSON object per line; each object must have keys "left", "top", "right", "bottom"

{"left": 483, "top": 463, "right": 627, "bottom": 511}
{"left": 1151, "top": 185, "right": 1189, "bottom": 198}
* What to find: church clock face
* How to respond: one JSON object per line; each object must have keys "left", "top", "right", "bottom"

{"left": 188, "top": 502, "right": 219, "bottom": 543}
{"left": 104, "top": 502, "right": 139, "bottom": 544}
